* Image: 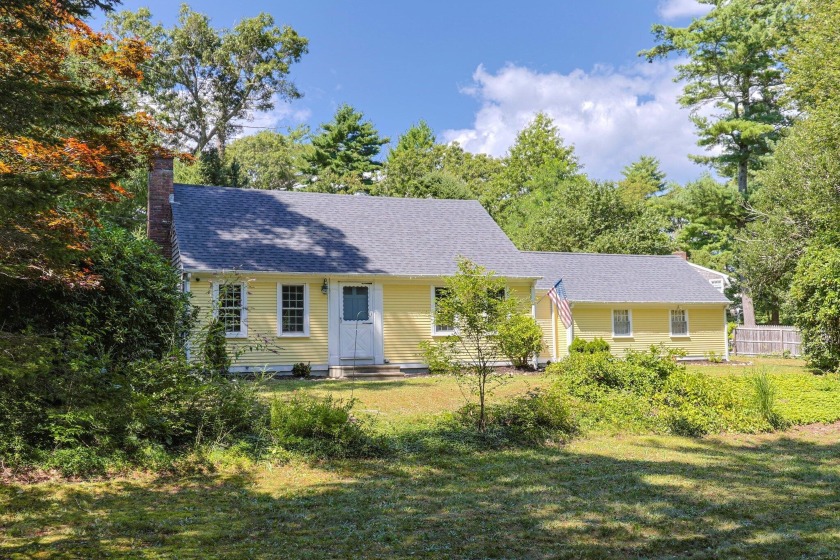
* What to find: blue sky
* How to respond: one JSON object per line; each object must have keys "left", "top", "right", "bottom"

{"left": 93, "top": 0, "right": 714, "bottom": 182}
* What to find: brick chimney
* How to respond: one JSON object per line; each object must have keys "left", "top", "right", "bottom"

{"left": 672, "top": 250, "right": 687, "bottom": 260}
{"left": 147, "top": 156, "right": 174, "bottom": 260}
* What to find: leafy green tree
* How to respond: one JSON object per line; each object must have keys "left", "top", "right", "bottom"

{"left": 784, "top": 0, "right": 840, "bottom": 115}
{"left": 789, "top": 244, "right": 840, "bottom": 371}
{"left": 617, "top": 156, "right": 667, "bottom": 203}
{"left": 381, "top": 121, "right": 439, "bottom": 196}
{"left": 641, "top": 0, "right": 797, "bottom": 195}
{"left": 175, "top": 148, "right": 244, "bottom": 187}
{"left": 107, "top": 5, "right": 308, "bottom": 157}
{"left": 225, "top": 129, "right": 311, "bottom": 190}
{"left": 484, "top": 113, "right": 579, "bottom": 216}
{"left": 503, "top": 165, "right": 673, "bottom": 255}
{"left": 655, "top": 175, "right": 745, "bottom": 272}
{"left": 304, "top": 104, "right": 389, "bottom": 193}
{"left": 421, "top": 259, "right": 520, "bottom": 432}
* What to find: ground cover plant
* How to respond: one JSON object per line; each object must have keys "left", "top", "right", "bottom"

{"left": 3, "top": 357, "right": 840, "bottom": 558}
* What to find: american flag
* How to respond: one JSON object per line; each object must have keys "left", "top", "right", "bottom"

{"left": 547, "top": 279, "right": 572, "bottom": 328}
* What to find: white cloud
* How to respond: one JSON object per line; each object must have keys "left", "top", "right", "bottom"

{"left": 657, "top": 0, "right": 712, "bottom": 21}
{"left": 442, "top": 61, "right": 713, "bottom": 183}
{"left": 235, "top": 97, "right": 311, "bottom": 138}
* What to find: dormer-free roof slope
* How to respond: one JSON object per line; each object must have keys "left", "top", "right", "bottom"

{"left": 523, "top": 251, "right": 730, "bottom": 304}
{"left": 171, "top": 184, "right": 533, "bottom": 278}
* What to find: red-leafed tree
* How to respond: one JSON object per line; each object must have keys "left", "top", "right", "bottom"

{"left": 0, "top": 0, "right": 164, "bottom": 287}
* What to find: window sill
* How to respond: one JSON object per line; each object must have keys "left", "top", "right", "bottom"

{"left": 612, "top": 335, "right": 634, "bottom": 339}
{"left": 432, "top": 332, "right": 457, "bottom": 337}
{"left": 225, "top": 333, "right": 247, "bottom": 339}
{"left": 670, "top": 335, "right": 691, "bottom": 339}
{"left": 278, "top": 332, "right": 310, "bottom": 338}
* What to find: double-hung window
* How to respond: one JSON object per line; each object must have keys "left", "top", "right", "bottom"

{"left": 670, "top": 309, "right": 689, "bottom": 337}
{"left": 278, "top": 284, "right": 309, "bottom": 336}
{"left": 432, "top": 287, "right": 454, "bottom": 335}
{"left": 612, "top": 309, "right": 632, "bottom": 337}
{"left": 214, "top": 283, "right": 247, "bottom": 338}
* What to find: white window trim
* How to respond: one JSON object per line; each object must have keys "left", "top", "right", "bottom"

{"left": 670, "top": 308, "right": 690, "bottom": 338}
{"left": 430, "top": 286, "right": 456, "bottom": 336}
{"left": 212, "top": 282, "right": 248, "bottom": 339}
{"left": 612, "top": 308, "right": 633, "bottom": 338}
{"left": 277, "top": 283, "right": 310, "bottom": 337}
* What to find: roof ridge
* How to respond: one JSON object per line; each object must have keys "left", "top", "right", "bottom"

{"left": 522, "top": 250, "right": 682, "bottom": 259}
{"left": 173, "top": 183, "right": 483, "bottom": 204}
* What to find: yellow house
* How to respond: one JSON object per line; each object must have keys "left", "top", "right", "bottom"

{"left": 146, "top": 157, "right": 730, "bottom": 377}
{"left": 148, "top": 157, "right": 537, "bottom": 377}
{"left": 525, "top": 251, "right": 731, "bottom": 362}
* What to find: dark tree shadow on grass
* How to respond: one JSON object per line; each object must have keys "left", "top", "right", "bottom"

{"left": 2, "top": 434, "right": 840, "bottom": 559}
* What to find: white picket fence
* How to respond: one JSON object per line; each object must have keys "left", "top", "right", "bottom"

{"left": 733, "top": 326, "right": 801, "bottom": 357}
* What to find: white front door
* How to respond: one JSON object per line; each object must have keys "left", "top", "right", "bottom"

{"left": 339, "top": 283, "right": 375, "bottom": 363}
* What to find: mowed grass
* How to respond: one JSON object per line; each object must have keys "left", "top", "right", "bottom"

{"left": 3, "top": 357, "right": 840, "bottom": 559}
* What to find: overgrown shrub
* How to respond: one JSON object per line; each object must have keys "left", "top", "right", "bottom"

{"left": 547, "top": 346, "right": 770, "bottom": 437}
{"left": 485, "top": 388, "right": 577, "bottom": 445}
{"left": 497, "top": 314, "right": 544, "bottom": 368}
{"left": 202, "top": 319, "right": 231, "bottom": 375}
{"left": 269, "top": 393, "right": 388, "bottom": 458}
{"left": 569, "top": 337, "right": 610, "bottom": 354}
{"left": 0, "top": 226, "right": 268, "bottom": 475}
{"left": 291, "top": 362, "right": 312, "bottom": 378}
{"left": 789, "top": 243, "right": 840, "bottom": 372}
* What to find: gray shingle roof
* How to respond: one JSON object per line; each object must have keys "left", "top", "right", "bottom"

{"left": 171, "top": 184, "right": 534, "bottom": 277}
{"left": 524, "top": 251, "right": 730, "bottom": 304}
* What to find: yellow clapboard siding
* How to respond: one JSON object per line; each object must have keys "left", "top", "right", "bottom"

{"left": 190, "top": 275, "right": 329, "bottom": 367}
{"left": 382, "top": 284, "right": 431, "bottom": 363}
{"left": 571, "top": 304, "right": 726, "bottom": 358}
{"left": 382, "top": 281, "right": 536, "bottom": 364}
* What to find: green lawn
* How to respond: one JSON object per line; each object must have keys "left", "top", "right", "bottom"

{"left": 3, "top": 357, "right": 840, "bottom": 559}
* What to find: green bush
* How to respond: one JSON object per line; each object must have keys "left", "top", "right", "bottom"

{"left": 456, "top": 388, "right": 577, "bottom": 446}
{"left": 569, "top": 337, "right": 588, "bottom": 353}
{"left": 586, "top": 337, "right": 611, "bottom": 353}
{"left": 789, "top": 243, "right": 840, "bottom": 372}
{"left": 269, "top": 394, "right": 387, "bottom": 458}
{"left": 489, "top": 389, "right": 577, "bottom": 445}
{"left": 202, "top": 319, "right": 231, "bottom": 375}
{"left": 497, "top": 314, "right": 544, "bottom": 368}
{"left": 569, "top": 337, "right": 610, "bottom": 354}
{"left": 291, "top": 362, "right": 312, "bottom": 378}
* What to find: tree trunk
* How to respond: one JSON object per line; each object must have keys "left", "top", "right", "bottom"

{"left": 737, "top": 158, "right": 748, "bottom": 195}
{"left": 770, "top": 308, "right": 780, "bottom": 325}
{"left": 478, "top": 377, "right": 486, "bottom": 432}
{"left": 742, "top": 293, "right": 756, "bottom": 327}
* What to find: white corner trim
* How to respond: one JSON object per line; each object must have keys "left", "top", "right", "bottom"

{"left": 277, "top": 282, "right": 310, "bottom": 337}
{"left": 723, "top": 307, "right": 730, "bottom": 361}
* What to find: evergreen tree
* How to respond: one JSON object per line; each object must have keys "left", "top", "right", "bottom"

{"left": 305, "top": 104, "right": 389, "bottom": 193}
{"left": 617, "top": 156, "right": 667, "bottom": 203}
{"left": 641, "top": 0, "right": 798, "bottom": 195}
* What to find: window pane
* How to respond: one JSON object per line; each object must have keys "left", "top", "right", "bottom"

{"left": 343, "top": 286, "right": 369, "bottom": 321}
{"left": 218, "top": 284, "right": 243, "bottom": 334}
{"left": 281, "top": 285, "right": 305, "bottom": 333}
{"left": 613, "top": 310, "right": 631, "bottom": 336}
{"left": 671, "top": 309, "right": 688, "bottom": 336}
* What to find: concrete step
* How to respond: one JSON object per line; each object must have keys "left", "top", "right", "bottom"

{"left": 328, "top": 364, "right": 404, "bottom": 379}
